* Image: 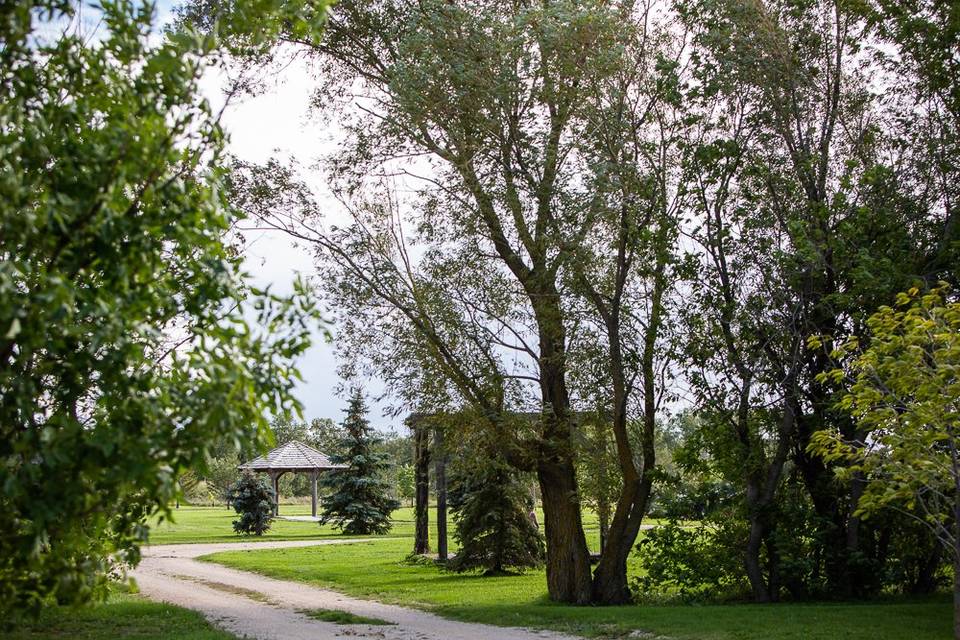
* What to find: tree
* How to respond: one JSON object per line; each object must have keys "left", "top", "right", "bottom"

{"left": 206, "top": 452, "right": 242, "bottom": 508}
{"left": 810, "top": 286, "right": 960, "bottom": 638}
{"left": 319, "top": 390, "right": 400, "bottom": 535}
{"left": 207, "top": 0, "right": 684, "bottom": 604}
{"left": 396, "top": 464, "right": 415, "bottom": 508}
{"left": 0, "top": 0, "right": 319, "bottom": 618}
{"left": 448, "top": 454, "right": 545, "bottom": 575}
{"left": 228, "top": 473, "right": 276, "bottom": 536}
{"left": 678, "top": 0, "right": 958, "bottom": 600}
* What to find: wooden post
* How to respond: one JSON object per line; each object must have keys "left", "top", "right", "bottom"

{"left": 311, "top": 470, "right": 318, "bottom": 518}
{"left": 413, "top": 420, "right": 431, "bottom": 555}
{"left": 270, "top": 472, "right": 280, "bottom": 516}
{"left": 434, "top": 426, "right": 448, "bottom": 562}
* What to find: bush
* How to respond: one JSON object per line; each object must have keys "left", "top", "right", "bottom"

{"left": 227, "top": 473, "right": 275, "bottom": 536}
{"left": 633, "top": 513, "right": 748, "bottom": 601}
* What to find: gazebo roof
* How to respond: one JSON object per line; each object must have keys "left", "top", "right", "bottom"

{"left": 238, "top": 440, "right": 345, "bottom": 472}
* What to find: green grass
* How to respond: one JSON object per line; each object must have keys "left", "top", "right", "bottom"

{"left": 299, "top": 608, "right": 395, "bottom": 625}
{"left": 146, "top": 504, "right": 416, "bottom": 545}
{"left": 6, "top": 592, "right": 236, "bottom": 640}
{"left": 21, "top": 506, "right": 948, "bottom": 640}
{"left": 205, "top": 537, "right": 953, "bottom": 640}
{"left": 148, "top": 505, "right": 609, "bottom": 547}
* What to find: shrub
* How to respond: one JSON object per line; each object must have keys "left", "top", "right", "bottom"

{"left": 227, "top": 473, "right": 275, "bottom": 536}
{"left": 633, "top": 513, "right": 748, "bottom": 601}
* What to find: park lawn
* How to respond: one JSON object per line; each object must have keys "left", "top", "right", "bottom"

{"left": 146, "top": 504, "right": 415, "bottom": 544}
{"left": 147, "top": 505, "right": 607, "bottom": 547}
{"left": 6, "top": 591, "right": 236, "bottom": 640}
{"left": 204, "top": 537, "right": 953, "bottom": 640}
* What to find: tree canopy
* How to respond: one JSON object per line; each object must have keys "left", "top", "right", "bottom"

{"left": 0, "top": 0, "right": 320, "bottom": 616}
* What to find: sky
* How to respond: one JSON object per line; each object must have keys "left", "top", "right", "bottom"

{"left": 150, "top": 1, "right": 400, "bottom": 431}
{"left": 213, "top": 65, "right": 401, "bottom": 431}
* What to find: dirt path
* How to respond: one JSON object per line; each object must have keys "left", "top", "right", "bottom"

{"left": 133, "top": 540, "right": 582, "bottom": 640}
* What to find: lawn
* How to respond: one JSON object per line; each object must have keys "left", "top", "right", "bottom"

{"left": 6, "top": 591, "right": 236, "bottom": 640}
{"left": 146, "top": 504, "right": 413, "bottom": 544}
{"left": 17, "top": 506, "right": 951, "bottom": 640}
{"left": 204, "top": 536, "right": 953, "bottom": 640}
{"left": 147, "top": 504, "right": 608, "bottom": 547}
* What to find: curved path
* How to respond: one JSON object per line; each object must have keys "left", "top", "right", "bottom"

{"left": 133, "top": 540, "right": 582, "bottom": 640}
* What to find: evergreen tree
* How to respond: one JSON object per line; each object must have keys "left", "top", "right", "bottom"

{"left": 448, "top": 454, "right": 545, "bottom": 575}
{"left": 227, "top": 473, "right": 275, "bottom": 536}
{"left": 319, "top": 390, "right": 400, "bottom": 534}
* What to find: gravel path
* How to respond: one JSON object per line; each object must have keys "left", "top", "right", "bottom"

{"left": 133, "top": 540, "right": 583, "bottom": 640}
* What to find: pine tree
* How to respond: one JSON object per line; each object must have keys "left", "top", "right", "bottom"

{"left": 319, "top": 389, "right": 400, "bottom": 534}
{"left": 227, "top": 472, "right": 275, "bottom": 536}
{"left": 448, "top": 454, "right": 545, "bottom": 575}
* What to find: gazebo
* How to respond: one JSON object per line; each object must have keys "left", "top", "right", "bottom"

{"left": 238, "top": 440, "right": 344, "bottom": 517}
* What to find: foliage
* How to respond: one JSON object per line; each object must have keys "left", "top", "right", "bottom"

{"left": 810, "top": 286, "right": 960, "bottom": 569}
{"left": 396, "top": 464, "right": 416, "bottom": 507}
{"left": 0, "top": 0, "right": 317, "bottom": 618}
{"left": 634, "top": 515, "right": 748, "bottom": 602}
{"left": 204, "top": 453, "right": 242, "bottom": 506}
{"left": 227, "top": 473, "right": 275, "bottom": 536}
{"left": 319, "top": 390, "right": 400, "bottom": 535}
{"left": 447, "top": 453, "right": 544, "bottom": 575}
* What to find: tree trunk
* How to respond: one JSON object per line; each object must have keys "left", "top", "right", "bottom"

{"left": 592, "top": 478, "right": 648, "bottom": 604}
{"left": 954, "top": 551, "right": 959, "bottom": 640}
{"left": 912, "top": 541, "right": 941, "bottom": 595}
{"left": 532, "top": 293, "right": 593, "bottom": 604}
{"left": 538, "top": 454, "right": 593, "bottom": 604}
{"left": 413, "top": 422, "right": 431, "bottom": 555}
{"left": 745, "top": 492, "right": 771, "bottom": 602}
{"left": 434, "top": 427, "right": 448, "bottom": 562}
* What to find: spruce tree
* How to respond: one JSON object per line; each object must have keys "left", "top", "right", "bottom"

{"left": 319, "top": 390, "right": 400, "bottom": 534}
{"left": 227, "top": 472, "right": 275, "bottom": 536}
{"left": 448, "top": 454, "right": 545, "bottom": 575}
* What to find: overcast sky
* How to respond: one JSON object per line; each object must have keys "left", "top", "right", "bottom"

{"left": 152, "top": 1, "right": 398, "bottom": 431}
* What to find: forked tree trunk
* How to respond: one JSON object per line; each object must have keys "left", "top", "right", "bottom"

{"left": 590, "top": 264, "right": 663, "bottom": 605}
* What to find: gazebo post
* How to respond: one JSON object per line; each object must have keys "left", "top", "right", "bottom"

{"left": 270, "top": 471, "right": 280, "bottom": 516}
{"left": 311, "top": 470, "right": 318, "bottom": 518}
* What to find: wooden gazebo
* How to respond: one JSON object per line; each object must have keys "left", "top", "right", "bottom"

{"left": 238, "top": 440, "right": 344, "bottom": 517}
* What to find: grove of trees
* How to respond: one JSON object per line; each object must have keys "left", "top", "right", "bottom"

{"left": 202, "top": 0, "right": 958, "bottom": 612}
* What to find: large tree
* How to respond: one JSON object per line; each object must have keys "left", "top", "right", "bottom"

{"left": 209, "top": 0, "right": 684, "bottom": 604}
{"left": 0, "top": 0, "right": 318, "bottom": 617}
